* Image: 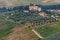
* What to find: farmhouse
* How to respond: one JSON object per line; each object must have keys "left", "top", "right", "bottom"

{"left": 29, "top": 4, "right": 41, "bottom": 11}
{"left": 39, "top": 12, "right": 47, "bottom": 17}
{"left": 23, "top": 10, "right": 29, "bottom": 13}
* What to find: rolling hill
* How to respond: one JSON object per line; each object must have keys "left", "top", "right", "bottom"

{"left": 0, "top": 0, "right": 60, "bottom": 7}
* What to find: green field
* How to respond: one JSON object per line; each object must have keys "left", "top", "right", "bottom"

{"left": 0, "top": 14, "right": 17, "bottom": 38}
{"left": 35, "top": 22, "right": 60, "bottom": 37}
{"left": 0, "top": 21, "right": 17, "bottom": 37}
{"left": 43, "top": 32, "right": 60, "bottom": 40}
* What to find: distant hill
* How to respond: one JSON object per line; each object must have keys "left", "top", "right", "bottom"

{"left": 1, "top": 4, "right": 60, "bottom": 12}
{"left": 0, "top": 0, "right": 60, "bottom": 8}
{"left": 41, "top": 4, "right": 60, "bottom": 10}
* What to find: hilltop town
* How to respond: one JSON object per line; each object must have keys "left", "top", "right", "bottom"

{"left": 0, "top": 4, "right": 60, "bottom": 40}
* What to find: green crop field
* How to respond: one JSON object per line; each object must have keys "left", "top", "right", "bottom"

{"left": 0, "top": 21, "right": 17, "bottom": 37}
{"left": 35, "top": 22, "right": 60, "bottom": 37}
{"left": 0, "top": 14, "right": 17, "bottom": 38}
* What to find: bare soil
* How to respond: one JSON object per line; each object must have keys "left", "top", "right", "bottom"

{"left": 4, "top": 26, "right": 38, "bottom": 40}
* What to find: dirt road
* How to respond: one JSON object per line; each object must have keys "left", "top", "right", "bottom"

{"left": 32, "top": 29, "right": 44, "bottom": 39}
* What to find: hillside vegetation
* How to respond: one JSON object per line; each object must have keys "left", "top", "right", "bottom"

{"left": 35, "top": 22, "right": 60, "bottom": 38}
{"left": 0, "top": 5, "right": 60, "bottom": 40}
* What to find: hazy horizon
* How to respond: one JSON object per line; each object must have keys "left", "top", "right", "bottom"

{"left": 0, "top": 0, "right": 60, "bottom": 7}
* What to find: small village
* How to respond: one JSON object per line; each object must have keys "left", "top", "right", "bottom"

{"left": 6, "top": 4, "right": 60, "bottom": 25}
{"left": 0, "top": 3, "right": 60, "bottom": 40}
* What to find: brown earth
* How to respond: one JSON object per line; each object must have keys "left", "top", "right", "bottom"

{"left": 4, "top": 26, "right": 38, "bottom": 40}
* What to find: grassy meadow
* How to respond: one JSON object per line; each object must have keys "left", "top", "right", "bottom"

{"left": 35, "top": 22, "right": 60, "bottom": 37}
{"left": 0, "top": 14, "right": 17, "bottom": 38}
